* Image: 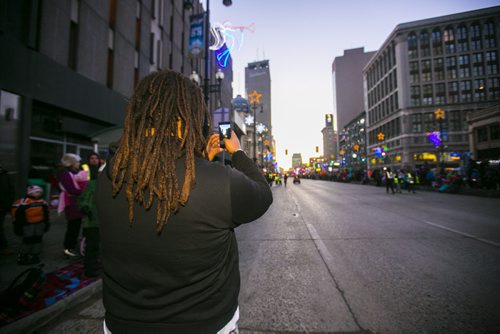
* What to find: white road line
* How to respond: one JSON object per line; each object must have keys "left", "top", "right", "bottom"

{"left": 422, "top": 220, "right": 500, "bottom": 248}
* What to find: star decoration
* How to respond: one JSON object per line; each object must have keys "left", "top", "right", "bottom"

{"left": 256, "top": 123, "right": 266, "bottom": 134}
{"left": 244, "top": 115, "right": 254, "bottom": 126}
{"left": 248, "top": 90, "right": 262, "bottom": 104}
{"left": 434, "top": 108, "right": 445, "bottom": 120}
{"left": 377, "top": 132, "right": 385, "bottom": 141}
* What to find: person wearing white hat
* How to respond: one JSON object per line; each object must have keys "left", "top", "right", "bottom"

{"left": 11, "top": 185, "right": 50, "bottom": 265}
{"left": 57, "top": 153, "right": 86, "bottom": 257}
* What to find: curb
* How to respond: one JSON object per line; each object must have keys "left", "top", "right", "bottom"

{"left": 0, "top": 279, "right": 102, "bottom": 334}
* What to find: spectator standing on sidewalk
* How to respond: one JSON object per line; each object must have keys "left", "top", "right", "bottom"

{"left": 78, "top": 152, "right": 102, "bottom": 277}
{"left": 58, "top": 153, "right": 87, "bottom": 257}
{"left": 11, "top": 185, "right": 50, "bottom": 265}
{"left": 97, "top": 70, "right": 273, "bottom": 334}
{"left": 81, "top": 152, "right": 102, "bottom": 181}
{"left": 0, "top": 162, "right": 15, "bottom": 254}
{"left": 384, "top": 167, "right": 395, "bottom": 194}
{"left": 407, "top": 170, "right": 416, "bottom": 193}
{"left": 78, "top": 176, "right": 100, "bottom": 277}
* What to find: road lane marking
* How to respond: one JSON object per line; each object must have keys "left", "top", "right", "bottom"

{"left": 422, "top": 220, "right": 500, "bottom": 248}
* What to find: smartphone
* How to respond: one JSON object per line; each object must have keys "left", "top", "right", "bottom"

{"left": 218, "top": 122, "right": 232, "bottom": 149}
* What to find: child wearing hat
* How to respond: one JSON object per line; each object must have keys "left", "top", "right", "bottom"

{"left": 11, "top": 185, "right": 50, "bottom": 265}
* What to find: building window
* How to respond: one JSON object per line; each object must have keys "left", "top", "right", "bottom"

{"left": 68, "top": 0, "right": 80, "bottom": 70}
{"left": 444, "top": 26, "right": 455, "bottom": 54}
{"left": 409, "top": 61, "right": 419, "bottom": 83}
{"left": 490, "top": 123, "right": 500, "bottom": 140}
{"left": 157, "top": 39, "right": 163, "bottom": 68}
{"left": 448, "top": 81, "right": 459, "bottom": 103}
{"left": 423, "top": 112, "right": 435, "bottom": 132}
{"left": 456, "top": 25, "right": 468, "bottom": 52}
{"left": 410, "top": 85, "right": 421, "bottom": 106}
{"left": 486, "top": 51, "right": 498, "bottom": 75}
{"left": 422, "top": 84, "right": 433, "bottom": 105}
{"left": 477, "top": 127, "right": 488, "bottom": 143}
{"left": 474, "top": 79, "right": 486, "bottom": 101}
{"left": 432, "top": 28, "right": 443, "bottom": 55}
{"left": 408, "top": 33, "right": 418, "bottom": 59}
{"left": 411, "top": 114, "right": 422, "bottom": 133}
{"left": 422, "top": 60, "right": 431, "bottom": 82}
{"left": 449, "top": 110, "right": 461, "bottom": 131}
{"left": 433, "top": 58, "right": 444, "bottom": 81}
{"left": 420, "top": 30, "right": 430, "bottom": 57}
{"left": 435, "top": 83, "right": 446, "bottom": 104}
{"left": 149, "top": 33, "right": 155, "bottom": 64}
{"left": 487, "top": 77, "right": 500, "bottom": 99}
{"left": 460, "top": 80, "right": 472, "bottom": 102}
{"left": 446, "top": 56, "right": 457, "bottom": 79}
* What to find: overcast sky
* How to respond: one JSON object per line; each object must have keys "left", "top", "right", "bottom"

{"left": 208, "top": 0, "right": 500, "bottom": 169}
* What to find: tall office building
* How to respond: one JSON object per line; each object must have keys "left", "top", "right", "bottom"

{"left": 364, "top": 6, "right": 500, "bottom": 170}
{"left": 0, "top": 1, "right": 232, "bottom": 193}
{"left": 244, "top": 60, "right": 272, "bottom": 165}
{"left": 332, "top": 48, "right": 376, "bottom": 133}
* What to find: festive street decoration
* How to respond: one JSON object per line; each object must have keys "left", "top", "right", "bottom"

{"left": 434, "top": 108, "right": 446, "bottom": 120}
{"left": 256, "top": 123, "right": 266, "bottom": 134}
{"left": 210, "top": 21, "right": 255, "bottom": 68}
{"left": 244, "top": 115, "right": 254, "bottom": 126}
{"left": 377, "top": 132, "right": 385, "bottom": 141}
{"left": 427, "top": 131, "right": 441, "bottom": 147}
{"left": 248, "top": 90, "right": 262, "bottom": 104}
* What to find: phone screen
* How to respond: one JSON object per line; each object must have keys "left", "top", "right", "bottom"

{"left": 218, "top": 122, "right": 231, "bottom": 148}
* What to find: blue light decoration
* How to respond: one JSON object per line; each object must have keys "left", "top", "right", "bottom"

{"left": 214, "top": 43, "right": 230, "bottom": 68}
{"left": 373, "top": 147, "right": 382, "bottom": 157}
{"left": 210, "top": 21, "right": 254, "bottom": 68}
{"left": 427, "top": 131, "right": 441, "bottom": 147}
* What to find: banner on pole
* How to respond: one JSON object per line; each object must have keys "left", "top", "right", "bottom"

{"left": 189, "top": 14, "right": 204, "bottom": 58}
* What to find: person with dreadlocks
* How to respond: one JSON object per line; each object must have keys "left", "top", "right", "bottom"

{"left": 96, "top": 69, "right": 273, "bottom": 334}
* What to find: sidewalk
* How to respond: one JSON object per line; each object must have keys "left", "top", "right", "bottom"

{"left": 0, "top": 211, "right": 102, "bottom": 334}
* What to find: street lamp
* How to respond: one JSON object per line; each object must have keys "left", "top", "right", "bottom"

{"left": 190, "top": 68, "right": 225, "bottom": 111}
{"left": 248, "top": 90, "right": 263, "bottom": 163}
{"left": 434, "top": 108, "right": 446, "bottom": 174}
{"left": 184, "top": 0, "right": 231, "bottom": 106}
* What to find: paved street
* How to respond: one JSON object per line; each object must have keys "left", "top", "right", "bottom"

{"left": 38, "top": 181, "right": 500, "bottom": 333}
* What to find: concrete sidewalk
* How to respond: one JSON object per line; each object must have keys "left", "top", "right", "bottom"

{"left": 0, "top": 210, "right": 102, "bottom": 334}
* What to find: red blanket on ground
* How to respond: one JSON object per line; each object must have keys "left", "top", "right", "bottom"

{"left": 0, "top": 262, "right": 98, "bottom": 327}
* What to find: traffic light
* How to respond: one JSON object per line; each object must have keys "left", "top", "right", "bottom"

{"left": 315, "top": 146, "right": 319, "bottom": 153}
{"left": 285, "top": 149, "right": 288, "bottom": 155}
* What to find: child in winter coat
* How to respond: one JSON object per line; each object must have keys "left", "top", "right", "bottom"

{"left": 11, "top": 185, "right": 50, "bottom": 265}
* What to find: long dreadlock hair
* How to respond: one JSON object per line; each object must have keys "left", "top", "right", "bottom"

{"left": 112, "top": 70, "right": 210, "bottom": 234}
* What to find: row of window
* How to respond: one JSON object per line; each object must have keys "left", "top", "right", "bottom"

{"left": 368, "top": 117, "right": 401, "bottom": 143}
{"left": 368, "top": 70, "right": 397, "bottom": 107}
{"left": 366, "top": 44, "right": 396, "bottom": 89}
{"left": 410, "top": 134, "right": 467, "bottom": 145}
{"left": 476, "top": 123, "right": 500, "bottom": 142}
{"left": 410, "top": 77, "right": 500, "bottom": 106}
{"left": 408, "top": 20, "right": 498, "bottom": 59}
{"left": 409, "top": 51, "right": 499, "bottom": 83}
{"left": 369, "top": 92, "right": 399, "bottom": 125}
{"left": 410, "top": 110, "right": 467, "bottom": 134}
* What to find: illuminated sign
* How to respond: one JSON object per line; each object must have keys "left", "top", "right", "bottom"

{"left": 325, "top": 114, "right": 334, "bottom": 128}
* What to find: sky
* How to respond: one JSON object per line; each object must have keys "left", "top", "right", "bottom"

{"left": 208, "top": 0, "right": 500, "bottom": 170}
